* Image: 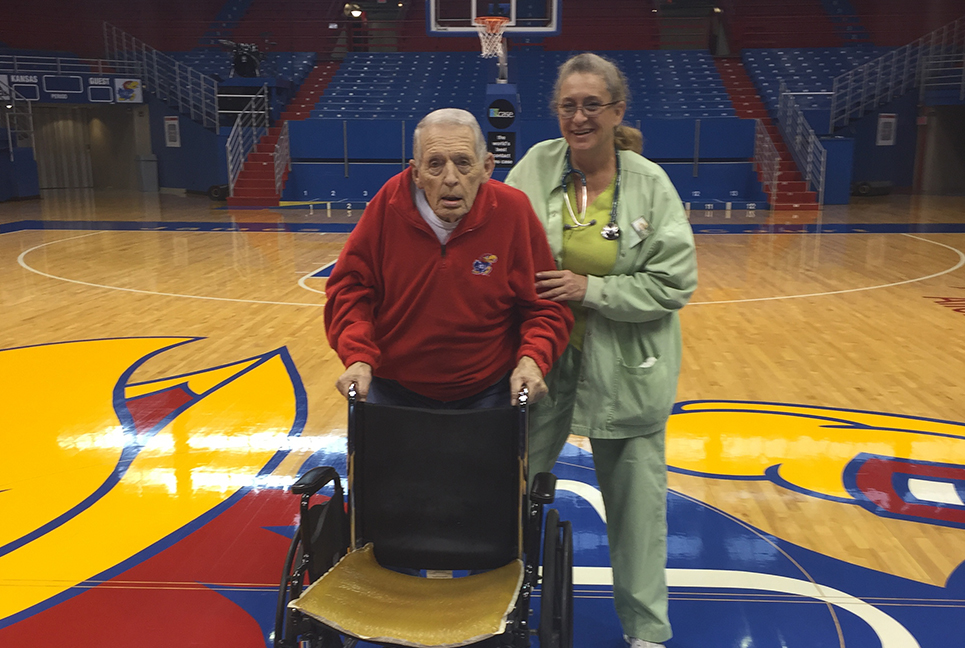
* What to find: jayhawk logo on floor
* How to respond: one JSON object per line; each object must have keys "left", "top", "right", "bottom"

{"left": 0, "top": 338, "right": 307, "bottom": 647}
{"left": 3, "top": 341, "right": 964, "bottom": 647}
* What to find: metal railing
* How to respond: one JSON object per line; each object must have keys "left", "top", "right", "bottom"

{"left": 0, "top": 54, "right": 141, "bottom": 76}
{"left": 778, "top": 82, "right": 827, "bottom": 206}
{"left": 829, "top": 14, "right": 965, "bottom": 130}
{"left": 920, "top": 52, "right": 965, "bottom": 101}
{"left": 753, "top": 118, "right": 781, "bottom": 200}
{"left": 226, "top": 84, "right": 270, "bottom": 197}
{"left": 0, "top": 78, "right": 34, "bottom": 161}
{"left": 274, "top": 120, "right": 291, "bottom": 197}
{"left": 103, "top": 22, "right": 219, "bottom": 130}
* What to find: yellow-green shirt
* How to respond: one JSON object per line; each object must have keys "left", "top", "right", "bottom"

{"left": 561, "top": 176, "right": 619, "bottom": 349}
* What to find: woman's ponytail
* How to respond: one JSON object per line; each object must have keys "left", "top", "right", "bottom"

{"left": 614, "top": 124, "right": 643, "bottom": 154}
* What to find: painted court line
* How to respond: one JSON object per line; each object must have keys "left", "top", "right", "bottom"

{"left": 17, "top": 232, "right": 325, "bottom": 307}
{"left": 13, "top": 228, "right": 965, "bottom": 307}
{"left": 297, "top": 262, "right": 336, "bottom": 296}
{"left": 5, "top": 220, "right": 965, "bottom": 237}
{"left": 691, "top": 234, "right": 965, "bottom": 305}
{"left": 0, "top": 220, "right": 355, "bottom": 235}
{"left": 572, "top": 567, "right": 918, "bottom": 648}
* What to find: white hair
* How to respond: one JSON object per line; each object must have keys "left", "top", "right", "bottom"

{"left": 412, "top": 108, "right": 488, "bottom": 163}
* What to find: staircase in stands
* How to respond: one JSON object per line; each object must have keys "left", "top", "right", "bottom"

{"left": 227, "top": 60, "right": 339, "bottom": 207}
{"left": 715, "top": 58, "right": 820, "bottom": 211}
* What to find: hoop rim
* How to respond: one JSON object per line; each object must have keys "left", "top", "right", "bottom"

{"left": 474, "top": 15, "right": 511, "bottom": 33}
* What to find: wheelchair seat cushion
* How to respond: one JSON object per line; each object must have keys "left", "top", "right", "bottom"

{"left": 289, "top": 543, "right": 525, "bottom": 647}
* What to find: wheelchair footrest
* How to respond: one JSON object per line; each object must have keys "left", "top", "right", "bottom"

{"left": 289, "top": 543, "right": 524, "bottom": 647}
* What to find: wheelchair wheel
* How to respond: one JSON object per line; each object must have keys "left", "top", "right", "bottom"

{"left": 274, "top": 537, "right": 345, "bottom": 648}
{"left": 559, "top": 520, "right": 573, "bottom": 648}
{"left": 275, "top": 534, "right": 306, "bottom": 648}
{"left": 275, "top": 490, "right": 349, "bottom": 648}
{"left": 539, "top": 508, "right": 561, "bottom": 648}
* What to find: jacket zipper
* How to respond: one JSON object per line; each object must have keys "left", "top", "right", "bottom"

{"left": 440, "top": 225, "right": 476, "bottom": 261}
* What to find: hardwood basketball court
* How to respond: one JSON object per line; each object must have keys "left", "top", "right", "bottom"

{"left": 2, "top": 188, "right": 964, "bottom": 647}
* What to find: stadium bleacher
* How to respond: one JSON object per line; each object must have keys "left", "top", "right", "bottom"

{"left": 516, "top": 50, "right": 735, "bottom": 120}
{"left": 0, "top": 0, "right": 228, "bottom": 56}
{"left": 721, "top": 0, "right": 845, "bottom": 49}
{"left": 227, "top": 0, "right": 351, "bottom": 53}
{"left": 742, "top": 46, "right": 892, "bottom": 115}
{"left": 307, "top": 50, "right": 734, "bottom": 121}
{"left": 850, "top": 0, "right": 965, "bottom": 46}
{"left": 311, "top": 52, "right": 488, "bottom": 120}
{"left": 543, "top": 0, "right": 660, "bottom": 51}
{"left": 169, "top": 49, "right": 317, "bottom": 86}
{"left": 284, "top": 48, "right": 766, "bottom": 208}
{"left": 4, "top": 0, "right": 961, "bottom": 206}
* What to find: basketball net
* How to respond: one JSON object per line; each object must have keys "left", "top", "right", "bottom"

{"left": 474, "top": 16, "right": 509, "bottom": 58}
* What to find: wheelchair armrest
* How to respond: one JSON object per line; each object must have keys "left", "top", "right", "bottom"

{"left": 291, "top": 466, "right": 341, "bottom": 496}
{"left": 530, "top": 472, "right": 557, "bottom": 505}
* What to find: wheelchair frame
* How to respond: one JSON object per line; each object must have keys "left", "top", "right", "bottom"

{"left": 274, "top": 387, "right": 573, "bottom": 648}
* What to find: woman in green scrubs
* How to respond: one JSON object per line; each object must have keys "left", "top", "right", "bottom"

{"left": 506, "top": 53, "right": 699, "bottom": 648}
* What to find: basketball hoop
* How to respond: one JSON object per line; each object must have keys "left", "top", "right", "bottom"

{"left": 474, "top": 16, "right": 510, "bottom": 58}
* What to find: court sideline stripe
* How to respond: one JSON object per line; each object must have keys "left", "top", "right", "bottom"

{"left": 0, "top": 220, "right": 355, "bottom": 235}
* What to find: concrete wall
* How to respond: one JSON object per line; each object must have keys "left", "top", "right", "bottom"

{"left": 836, "top": 92, "right": 918, "bottom": 189}
{"left": 147, "top": 95, "right": 228, "bottom": 193}
{"left": 920, "top": 105, "right": 965, "bottom": 195}
{"left": 89, "top": 105, "right": 138, "bottom": 190}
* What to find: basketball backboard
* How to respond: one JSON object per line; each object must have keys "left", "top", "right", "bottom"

{"left": 427, "top": 0, "right": 561, "bottom": 36}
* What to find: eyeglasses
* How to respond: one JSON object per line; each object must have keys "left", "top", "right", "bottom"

{"left": 557, "top": 100, "right": 619, "bottom": 118}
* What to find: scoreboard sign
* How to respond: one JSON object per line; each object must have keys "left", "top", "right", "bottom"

{"left": 4, "top": 73, "right": 143, "bottom": 104}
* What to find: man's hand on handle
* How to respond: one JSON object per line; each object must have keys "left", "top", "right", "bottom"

{"left": 339, "top": 359, "right": 544, "bottom": 406}
{"left": 336, "top": 362, "right": 372, "bottom": 401}
{"left": 510, "top": 356, "right": 547, "bottom": 405}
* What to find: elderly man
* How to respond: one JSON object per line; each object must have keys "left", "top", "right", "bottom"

{"left": 324, "top": 108, "right": 572, "bottom": 407}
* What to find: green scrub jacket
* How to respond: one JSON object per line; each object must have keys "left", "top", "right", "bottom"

{"left": 506, "top": 138, "right": 698, "bottom": 643}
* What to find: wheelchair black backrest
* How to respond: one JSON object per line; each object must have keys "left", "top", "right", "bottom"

{"left": 350, "top": 402, "right": 526, "bottom": 572}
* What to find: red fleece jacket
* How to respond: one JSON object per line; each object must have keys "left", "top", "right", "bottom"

{"left": 324, "top": 168, "right": 573, "bottom": 401}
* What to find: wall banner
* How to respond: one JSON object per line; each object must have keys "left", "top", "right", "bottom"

{"left": 114, "top": 78, "right": 143, "bottom": 104}
{"left": 0, "top": 73, "right": 143, "bottom": 104}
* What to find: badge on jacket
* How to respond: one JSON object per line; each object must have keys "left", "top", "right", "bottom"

{"left": 631, "top": 217, "right": 651, "bottom": 239}
{"left": 472, "top": 254, "right": 498, "bottom": 276}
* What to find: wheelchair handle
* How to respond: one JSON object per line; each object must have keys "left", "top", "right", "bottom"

{"left": 348, "top": 380, "right": 527, "bottom": 404}
{"left": 291, "top": 466, "right": 342, "bottom": 496}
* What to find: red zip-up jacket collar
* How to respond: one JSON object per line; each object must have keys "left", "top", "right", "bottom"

{"left": 387, "top": 167, "right": 497, "bottom": 243}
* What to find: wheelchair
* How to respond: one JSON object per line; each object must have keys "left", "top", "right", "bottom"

{"left": 274, "top": 386, "right": 574, "bottom": 648}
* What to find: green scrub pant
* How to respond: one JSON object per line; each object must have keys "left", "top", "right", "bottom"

{"left": 529, "top": 346, "right": 671, "bottom": 644}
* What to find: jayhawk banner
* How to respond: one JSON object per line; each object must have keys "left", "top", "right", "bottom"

{"left": 114, "top": 78, "right": 143, "bottom": 103}
{"left": 1, "top": 339, "right": 963, "bottom": 647}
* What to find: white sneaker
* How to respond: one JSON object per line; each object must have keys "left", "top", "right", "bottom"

{"left": 624, "top": 635, "right": 665, "bottom": 648}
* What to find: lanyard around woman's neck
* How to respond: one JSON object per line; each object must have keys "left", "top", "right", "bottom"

{"left": 561, "top": 148, "right": 622, "bottom": 240}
